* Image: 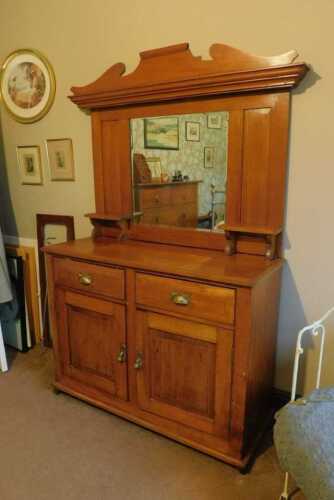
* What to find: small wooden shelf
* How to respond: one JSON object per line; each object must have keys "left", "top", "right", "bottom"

{"left": 223, "top": 224, "right": 282, "bottom": 236}
{"left": 86, "top": 212, "right": 143, "bottom": 240}
{"left": 223, "top": 224, "right": 282, "bottom": 260}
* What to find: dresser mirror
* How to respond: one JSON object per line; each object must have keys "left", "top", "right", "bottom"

{"left": 70, "top": 42, "right": 307, "bottom": 255}
{"left": 130, "top": 111, "right": 229, "bottom": 231}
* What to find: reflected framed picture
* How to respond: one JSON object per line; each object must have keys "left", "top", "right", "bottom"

{"left": 185, "top": 121, "right": 200, "bottom": 142}
{"left": 144, "top": 117, "right": 179, "bottom": 150}
{"left": 16, "top": 145, "right": 43, "bottom": 185}
{"left": 146, "top": 157, "right": 162, "bottom": 181}
{"left": 207, "top": 114, "right": 222, "bottom": 129}
{"left": 0, "top": 49, "right": 56, "bottom": 123}
{"left": 46, "top": 138, "right": 75, "bottom": 181}
{"left": 204, "top": 146, "right": 215, "bottom": 168}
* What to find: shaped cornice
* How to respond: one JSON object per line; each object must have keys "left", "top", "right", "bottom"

{"left": 70, "top": 42, "right": 308, "bottom": 109}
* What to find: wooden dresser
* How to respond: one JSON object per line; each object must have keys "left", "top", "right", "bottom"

{"left": 135, "top": 181, "right": 200, "bottom": 227}
{"left": 45, "top": 42, "right": 308, "bottom": 470}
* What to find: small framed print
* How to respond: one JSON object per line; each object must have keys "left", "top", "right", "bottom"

{"left": 46, "top": 138, "right": 75, "bottom": 181}
{"left": 204, "top": 146, "right": 215, "bottom": 168}
{"left": 17, "top": 145, "right": 43, "bottom": 185}
{"left": 146, "top": 157, "right": 162, "bottom": 181}
{"left": 185, "top": 121, "right": 200, "bottom": 141}
{"left": 207, "top": 114, "right": 222, "bottom": 129}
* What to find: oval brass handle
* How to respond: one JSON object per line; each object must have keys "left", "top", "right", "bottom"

{"left": 78, "top": 273, "right": 92, "bottom": 286}
{"left": 170, "top": 292, "right": 191, "bottom": 306}
{"left": 134, "top": 353, "right": 143, "bottom": 370}
{"left": 154, "top": 195, "right": 160, "bottom": 203}
{"left": 117, "top": 344, "right": 127, "bottom": 363}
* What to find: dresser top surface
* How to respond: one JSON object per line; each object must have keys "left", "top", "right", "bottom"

{"left": 44, "top": 237, "right": 282, "bottom": 287}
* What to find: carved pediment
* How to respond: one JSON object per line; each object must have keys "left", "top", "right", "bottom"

{"left": 70, "top": 42, "right": 308, "bottom": 109}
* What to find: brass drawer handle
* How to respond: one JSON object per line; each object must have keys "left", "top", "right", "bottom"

{"left": 117, "top": 344, "right": 127, "bottom": 363}
{"left": 134, "top": 353, "right": 143, "bottom": 370}
{"left": 78, "top": 273, "right": 92, "bottom": 286}
{"left": 170, "top": 292, "right": 191, "bottom": 306}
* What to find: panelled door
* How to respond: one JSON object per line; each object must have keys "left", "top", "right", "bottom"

{"left": 56, "top": 289, "right": 128, "bottom": 401}
{"left": 135, "top": 310, "right": 233, "bottom": 438}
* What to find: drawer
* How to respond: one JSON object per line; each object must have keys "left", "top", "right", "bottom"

{"left": 139, "top": 186, "right": 171, "bottom": 209}
{"left": 54, "top": 258, "right": 124, "bottom": 300}
{"left": 136, "top": 274, "right": 235, "bottom": 325}
{"left": 171, "top": 183, "right": 198, "bottom": 205}
{"left": 141, "top": 204, "right": 197, "bottom": 227}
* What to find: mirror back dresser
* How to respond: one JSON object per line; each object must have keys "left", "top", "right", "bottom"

{"left": 45, "top": 43, "right": 308, "bottom": 470}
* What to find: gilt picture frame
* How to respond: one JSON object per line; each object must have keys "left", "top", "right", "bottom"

{"left": 46, "top": 138, "right": 75, "bottom": 181}
{"left": 0, "top": 49, "right": 56, "bottom": 124}
{"left": 146, "top": 157, "right": 162, "bottom": 181}
{"left": 16, "top": 145, "right": 43, "bottom": 185}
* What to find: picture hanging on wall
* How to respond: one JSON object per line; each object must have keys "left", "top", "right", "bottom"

{"left": 185, "top": 121, "right": 200, "bottom": 141}
{"left": 204, "top": 146, "right": 215, "bottom": 168}
{"left": 0, "top": 49, "right": 56, "bottom": 124}
{"left": 46, "top": 138, "right": 75, "bottom": 181}
{"left": 207, "top": 114, "right": 222, "bottom": 129}
{"left": 144, "top": 117, "right": 179, "bottom": 150}
{"left": 16, "top": 145, "right": 43, "bottom": 185}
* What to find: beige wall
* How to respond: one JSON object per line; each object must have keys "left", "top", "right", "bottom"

{"left": 0, "top": 0, "right": 333, "bottom": 392}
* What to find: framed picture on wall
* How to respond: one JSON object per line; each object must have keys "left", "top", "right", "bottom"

{"left": 185, "top": 121, "right": 200, "bottom": 141}
{"left": 46, "top": 138, "right": 75, "bottom": 181}
{"left": 0, "top": 49, "right": 56, "bottom": 124}
{"left": 144, "top": 117, "right": 179, "bottom": 150}
{"left": 16, "top": 145, "right": 43, "bottom": 185}
{"left": 207, "top": 114, "right": 222, "bottom": 129}
{"left": 204, "top": 146, "right": 215, "bottom": 168}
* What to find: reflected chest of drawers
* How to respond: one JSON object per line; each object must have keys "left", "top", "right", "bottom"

{"left": 135, "top": 181, "right": 200, "bottom": 227}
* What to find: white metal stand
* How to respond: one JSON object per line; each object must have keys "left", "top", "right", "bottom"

{"left": 0, "top": 320, "right": 8, "bottom": 372}
{"left": 279, "top": 306, "right": 334, "bottom": 500}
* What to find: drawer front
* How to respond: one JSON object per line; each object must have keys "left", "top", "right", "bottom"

{"left": 171, "top": 183, "right": 197, "bottom": 205}
{"left": 140, "top": 204, "right": 197, "bottom": 227}
{"left": 54, "top": 258, "right": 124, "bottom": 300}
{"left": 139, "top": 186, "right": 171, "bottom": 209}
{"left": 136, "top": 274, "right": 235, "bottom": 325}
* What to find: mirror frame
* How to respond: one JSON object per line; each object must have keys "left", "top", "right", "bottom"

{"left": 70, "top": 42, "right": 308, "bottom": 257}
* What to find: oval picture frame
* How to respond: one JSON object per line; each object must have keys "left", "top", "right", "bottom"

{"left": 0, "top": 49, "right": 56, "bottom": 124}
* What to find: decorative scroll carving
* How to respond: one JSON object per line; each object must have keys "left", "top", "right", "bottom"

{"left": 70, "top": 43, "right": 308, "bottom": 110}
{"left": 209, "top": 43, "right": 298, "bottom": 70}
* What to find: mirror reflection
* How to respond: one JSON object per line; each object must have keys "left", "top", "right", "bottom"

{"left": 131, "top": 111, "right": 229, "bottom": 230}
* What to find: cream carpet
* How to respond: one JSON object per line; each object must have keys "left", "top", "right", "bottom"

{"left": 0, "top": 346, "right": 304, "bottom": 500}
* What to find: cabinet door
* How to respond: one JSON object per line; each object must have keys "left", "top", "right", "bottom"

{"left": 135, "top": 311, "right": 233, "bottom": 438}
{"left": 56, "top": 289, "right": 128, "bottom": 400}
